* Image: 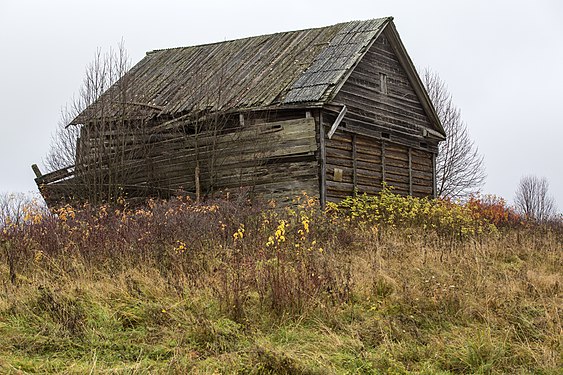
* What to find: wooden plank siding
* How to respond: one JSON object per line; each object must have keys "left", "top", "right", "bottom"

{"left": 323, "top": 32, "right": 440, "bottom": 202}
{"left": 331, "top": 32, "right": 438, "bottom": 150}
{"left": 333, "top": 33, "right": 433, "bottom": 137}
{"left": 324, "top": 126, "right": 434, "bottom": 201}
{"left": 36, "top": 20, "right": 445, "bottom": 208}
{"left": 43, "top": 115, "right": 319, "bottom": 205}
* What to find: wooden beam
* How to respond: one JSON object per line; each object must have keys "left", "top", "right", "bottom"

{"left": 408, "top": 147, "right": 412, "bottom": 196}
{"left": 319, "top": 112, "right": 326, "bottom": 208}
{"left": 34, "top": 167, "right": 75, "bottom": 185}
{"left": 239, "top": 113, "right": 245, "bottom": 127}
{"left": 381, "top": 141, "right": 386, "bottom": 184}
{"left": 432, "top": 152, "right": 437, "bottom": 198}
{"left": 327, "top": 105, "right": 347, "bottom": 139}
{"left": 352, "top": 134, "right": 357, "bottom": 193}
{"left": 31, "top": 164, "right": 42, "bottom": 178}
{"left": 195, "top": 163, "right": 201, "bottom": 203}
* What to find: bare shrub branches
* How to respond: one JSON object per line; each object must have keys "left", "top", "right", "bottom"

{"left": 422, "top": 69, "right": 485, "bottom": 200}
{"left": 0, "top": 192, "right": 33, "bottom": 227}
{"left": 514, "top": 175, "right": 556, "bottom": 222}
{"left": 44, "top": 40, "right": 130, "bottom": 172}
{"left": 41, "top": 41, "right": 137, "bottom": 204}
{"left": 43, "top": 106, "right": 81, "bottom": 171}
{"left": 41, "top": 42, "right": 275, "bottom": 206}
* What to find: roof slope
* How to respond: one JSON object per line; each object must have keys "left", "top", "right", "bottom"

{"left": 73, "top": 18, "right": 392, "bottom": 123}
{"left": 283, "top": 18, "right": 388, "bottom": 103}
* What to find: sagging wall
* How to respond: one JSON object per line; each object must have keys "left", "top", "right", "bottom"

{"left": 70, "top": 111, "right": 319, "bottom": 204}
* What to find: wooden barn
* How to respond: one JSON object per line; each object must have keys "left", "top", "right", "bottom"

{"left": 33, "top": 17, "right": 445, "bottom": 207}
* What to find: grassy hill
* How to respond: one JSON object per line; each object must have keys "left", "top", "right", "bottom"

{"left": 0, "top": 192, "right": 561, "bottom": 374}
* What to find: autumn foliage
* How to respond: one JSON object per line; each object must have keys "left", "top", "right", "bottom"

{"left": 0, "top": 191, "right": 561, "bottom": 373}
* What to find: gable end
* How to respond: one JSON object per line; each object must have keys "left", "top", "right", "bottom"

{"left": 283, "top": 18, "right": 391, "bottom": 104}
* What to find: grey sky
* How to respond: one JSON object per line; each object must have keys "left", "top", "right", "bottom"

{"left": 1, "top": 0, "right": 562, "bottom": 209}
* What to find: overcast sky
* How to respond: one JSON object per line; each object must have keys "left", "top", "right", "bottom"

{"left": 1, "top": 0, "right": 562, "bottom": 209}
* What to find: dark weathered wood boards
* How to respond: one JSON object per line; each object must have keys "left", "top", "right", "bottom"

{"left": 34, "top": 18, "right": 445, "bottom": 207}
{"left": 323, "top": 28, "right": 441, "bottom": 203}
{"left": 39, "top": 115, "right": 319, "bottom": 205}
{"left": 323, "top": 129, "right": 433, "bottom": 202}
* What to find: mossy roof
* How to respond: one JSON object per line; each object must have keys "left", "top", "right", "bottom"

{"left": 73, "top": 18, "right": 392, "bottom": 124}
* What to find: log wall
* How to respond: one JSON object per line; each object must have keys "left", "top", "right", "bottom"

{"left": 45, "top": 113, "right": 319, "bottom": 205}
{"left": 323, "top": 30, "right": 439, "bottom": 202}
{"left": 332, "top": 32, "right": 437, "bottom": 145}
{"left": 38, "top": 32, "right": 443, "bottom": 207}
{"left": 324, "top": 127, "right": 434, "bottom": 202}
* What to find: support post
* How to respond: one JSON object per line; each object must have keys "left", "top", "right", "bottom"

{"left": 408, "top": 147, "right": 413, "bottom": 196}
{"left": 195, "top": 163, "right": 201, "bottom": 203}
{"left": 381, "top": 141, "right": 386, "bottom": 186}
{"left": 319, "top": 112, "right": 326, "bottom": 208}
{"left": 352, "top": 134, "right": 357, "bottom": 194}
{"left": 432, "top": 152, "right": 437, "bottom": 198}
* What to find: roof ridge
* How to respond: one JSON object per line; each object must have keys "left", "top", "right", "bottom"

{"left": 146, "top": 17, "right": 392, "bottom": 56}
{"left": 74, "top": 17, "right": 395, "bottom": 124}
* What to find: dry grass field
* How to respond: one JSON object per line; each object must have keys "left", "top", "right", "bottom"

{"left": 0, "top": 191, "right": 561, "bottom": 374}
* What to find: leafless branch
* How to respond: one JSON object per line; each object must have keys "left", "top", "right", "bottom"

{"left": 422, "top": 68, "right": 486, "bottom": 199}
{"left": 514, "top": 175, "right": 556, "bottom": 222}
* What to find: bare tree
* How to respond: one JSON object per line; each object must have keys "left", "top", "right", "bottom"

{"left": 45, "top": 42, "right": 130, "bottom": 171}
{"left": 0, "top": 192, "right": 47, "bottom": 228}
{"left": 422, "top": 69, "right": 485, "bottom": 199}
{"left": 514, "top": 175, "right": 556, "bottom": 222}
{"left": 0, "top": 192, "right": 29, "bottom": 228}
{"left": 43, "top": 104, "right": 81, "bottom": 171}
{"left": 42, "top": 41, "right": 136, "bottom": 204}
{"left": 40, "top": 40, "right": 279, "bottom": 206}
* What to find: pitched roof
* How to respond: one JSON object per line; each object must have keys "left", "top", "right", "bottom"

{"left": 73, "top": 18, "right": 392, "bottom": 124}
{"left": 72, "top": 18, "right": 445, "bottom": 138}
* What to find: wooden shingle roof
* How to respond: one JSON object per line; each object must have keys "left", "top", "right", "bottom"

{"left": 72, "top": 17, "right": 393, "bottom": 124}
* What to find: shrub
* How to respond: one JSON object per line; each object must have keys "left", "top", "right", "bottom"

{"left": 334, "top": 186, "right": 497, "bottom": 240}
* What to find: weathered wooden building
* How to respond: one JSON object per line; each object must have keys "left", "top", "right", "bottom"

{"left": 34, "top": 17, "right": 445, "bottom": 206}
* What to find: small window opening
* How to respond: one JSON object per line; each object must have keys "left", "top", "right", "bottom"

{"left": 420, "top": 142, "right": 428, "bottom": 149}
{"left": 382, "top": 132, "right": 390, "bottom": 139}
{"left": 380, "top": 73, "right": 388, "bottom": 94}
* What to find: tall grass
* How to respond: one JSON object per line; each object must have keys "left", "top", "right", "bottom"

{"left": 0, "top": 190, "right": 561, "bottom": 373}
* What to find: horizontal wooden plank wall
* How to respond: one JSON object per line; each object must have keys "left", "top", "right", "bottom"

{"left": 325, "top": 127, "right": 434, "bottom": 202}
{"left": 323, "top": 29, "right": 439, "bottom": 202}
{"left": 331, "top": 32, "right": 439, "bottom": 154}
{"left": 46, "top": 116, "right": 319, "bottom": 204}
